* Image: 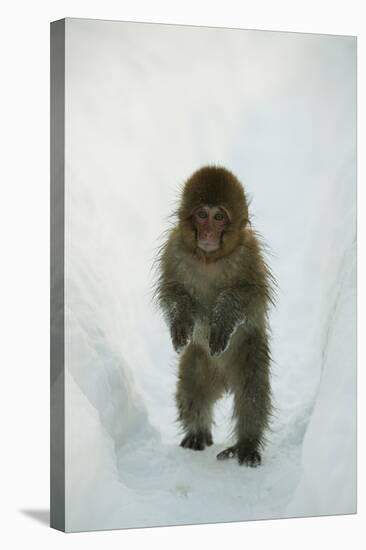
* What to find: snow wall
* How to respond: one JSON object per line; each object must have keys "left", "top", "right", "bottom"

{"left": 63, "top": 19, "right": 356, "bottom": 531}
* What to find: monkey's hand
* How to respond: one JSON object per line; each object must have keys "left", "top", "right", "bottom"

{"left": 209, "top": 322, "right": 233, "bottom": 356}
{"left": 209, "top": 290, "right": 245, "bottom": 356}
{"left": 170, "top": 316, "right": 194, "bottom": 353}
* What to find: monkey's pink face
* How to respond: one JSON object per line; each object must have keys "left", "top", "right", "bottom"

{"left": 192, "top": 205, "right": 230, "bottom": 253}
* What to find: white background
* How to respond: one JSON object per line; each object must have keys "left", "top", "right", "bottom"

{"left": 0, "top": 0, "right": 364, "bottom": 548}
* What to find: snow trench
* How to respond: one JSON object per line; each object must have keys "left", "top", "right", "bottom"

{"left": 63, "top": 20, "right": 356, "bottom": 531}
{"left": 64, "top": 193, "right": 356, "bottom": 531}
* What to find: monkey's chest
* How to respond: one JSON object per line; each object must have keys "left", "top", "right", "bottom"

{"left": 182, "top": 271, "right": 218, "bottom": 314}
{"left": 176, "top": 254, "right": 238, "bottom": 315}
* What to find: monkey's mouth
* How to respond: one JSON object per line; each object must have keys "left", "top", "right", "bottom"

{"left": 197, "top": 240, "right": 220, "bottom": 253}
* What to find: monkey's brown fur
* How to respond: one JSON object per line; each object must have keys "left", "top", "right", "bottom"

{"left": 155, "top": 166, "right": 274, "bottom": 466}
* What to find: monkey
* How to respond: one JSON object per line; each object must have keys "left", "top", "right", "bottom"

{"left": 154, "top": 166, "right": 275, "bottom": 467}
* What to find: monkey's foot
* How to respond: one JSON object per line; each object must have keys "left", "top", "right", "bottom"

{"left": 180, "top": 431, "right": 213, "bottom": 451}
{"left": 217, "top": 444, "right": 261, "bottom": 467}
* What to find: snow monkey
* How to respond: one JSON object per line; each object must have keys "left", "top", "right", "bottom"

{"left": 155, "top": 166, "right": 274, "bottom": 466}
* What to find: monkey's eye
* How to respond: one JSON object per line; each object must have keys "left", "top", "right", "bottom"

{"left": 197, "top": 210, "right": 208, "bottom": 219}
{"left": 214, "top": 211, "right": 225, "bottom": 221}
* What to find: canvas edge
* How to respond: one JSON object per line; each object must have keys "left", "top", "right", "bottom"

{"left": 50, "top": 17, "right": 66, "bottom": 533}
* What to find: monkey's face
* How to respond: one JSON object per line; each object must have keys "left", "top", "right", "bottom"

{"left": 178, "top": 167, "right": 249, "bottom": 260}
{"left": 192, "top": 205, "right": 230, "bottom": 253}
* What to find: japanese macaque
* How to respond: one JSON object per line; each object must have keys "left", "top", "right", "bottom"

{"left": 155, "top": 166, "right": 274, "bottom": 466}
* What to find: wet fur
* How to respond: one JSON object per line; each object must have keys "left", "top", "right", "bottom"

{"left": 154, "top": 166, "right": 275, "bottom": 466}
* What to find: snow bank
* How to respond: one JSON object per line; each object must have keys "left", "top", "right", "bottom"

{"left": 287, "top": 172, "right": 357, "bottom": 517}
{"left": 288, "top": 242, "right": 356, "bottom": 517}
{"left": 65, "top": 279, "right": 158, "bottom": 531}
{"left": 65, "top": 370, "right": 129, "bottom": 531}
{"left": 64, "top": 182, "right": 158, "bottom": 531}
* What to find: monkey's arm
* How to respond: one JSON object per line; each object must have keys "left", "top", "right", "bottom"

{"left": 158, "top": 281, "right": 196, "bottom": 353}
{"left": 209, "top": 285, "right": 268, "bottom": 356}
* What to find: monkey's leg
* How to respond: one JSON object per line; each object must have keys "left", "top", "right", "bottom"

{"left": 177, "top": 343, "right": 224, "bottom": 451}
{"left": 217, "top": 329, "right": 272, "bottom": 466}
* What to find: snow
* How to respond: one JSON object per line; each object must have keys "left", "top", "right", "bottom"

{"left": 288, "top": 241, "right": 356, "bottom": 517}
{"left": 63, "top": 18, "right": 356, "bottom": 531}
